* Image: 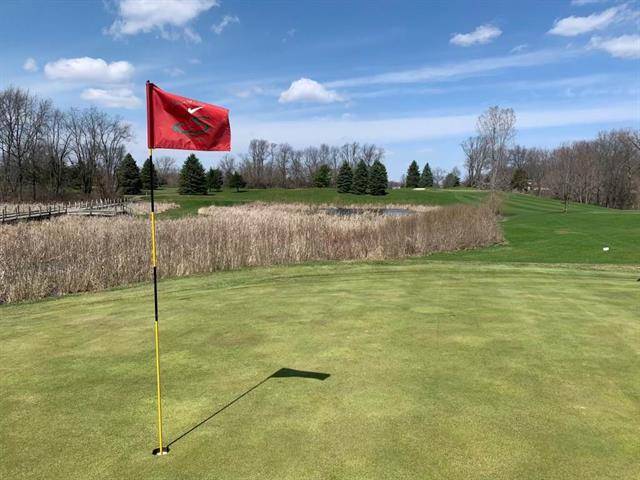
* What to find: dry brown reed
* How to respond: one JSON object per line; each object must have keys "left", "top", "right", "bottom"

{"left": 126, "top": 201, "right": 179, "bottom": 215}
{"left": 0, "top": 202, "right": 502, "bottom": 303}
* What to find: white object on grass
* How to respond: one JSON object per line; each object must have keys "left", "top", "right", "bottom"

{"left": 602, "top": 246, "right": 610, "bottom": 252}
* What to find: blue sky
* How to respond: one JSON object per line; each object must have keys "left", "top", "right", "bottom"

{"left": 1, "top": 0, "right": 639, "bottom": 179}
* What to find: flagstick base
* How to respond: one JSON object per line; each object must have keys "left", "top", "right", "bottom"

{"left": 152, "top": 447, "right": 170, "bottom": 456}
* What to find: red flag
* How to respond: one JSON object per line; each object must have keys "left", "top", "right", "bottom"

{"left": 146, "top": 82, "right": 231, "bottom": 151}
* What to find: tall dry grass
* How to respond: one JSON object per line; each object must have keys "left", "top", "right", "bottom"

{"left": 126, "top": 201, "right": 179, "bottom": 215}
{"left": 0, "top": 203, "right": 502, "bottom": 303}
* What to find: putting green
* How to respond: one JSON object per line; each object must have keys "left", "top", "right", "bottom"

{"left": 1, "top": 261, "right": 638, "bottom": 479}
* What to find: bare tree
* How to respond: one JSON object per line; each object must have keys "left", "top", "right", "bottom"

{"left": 96, "top": 114, "right": 131, "bottom": 196}
{"left": 155, "top": 156, "right": 178, "bottom": 186}
{"left": 66, "top": 108, "right": 101, "bottom": 195}
{"left": 0, "top": 87, "right": 51, "bottom": 199}
{"left": 477, "top": 106, "right": 516, "bottom": 191}
{"left": 301, "top": 147, "right": 320, "bottom": 185}
{"left": 360, "top": 143, "right": 384, "bottom": 166}
{"left": 340, "top": 142, "right": 361, "bottom": 166}
{"left": 246, "top": 139, "right": 270, "bottom": 188}
{"left": 289, "top": 149, "right": 306, "bottom": 187}
{"left": 218, "top": 154, "right": 236, "bottom": 183}
{"left": 44, "top": 108, "right": 72, "bottom": 196}
{"left": 66, "top": 107, "right": 131, "bottom": 196}
{"left": 524, "top": 148, "right": 547, "bottom": 196}
{"left": 461, "top": 135, "right": 488, "bottom": 187}
{"left": 432, "top": 167, "right": 446, "bottom": 188}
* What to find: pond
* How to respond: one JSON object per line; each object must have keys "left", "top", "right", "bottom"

{"left": 325, "top": 207, "right": 414, "bottom": 217}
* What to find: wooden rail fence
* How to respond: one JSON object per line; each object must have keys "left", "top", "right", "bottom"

{"left": 1, "top": 198, "right": 130, "bottom": 224}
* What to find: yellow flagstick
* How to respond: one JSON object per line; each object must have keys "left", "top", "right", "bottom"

{"left": 149, "top": 147, "right": 168, "bottom": 456}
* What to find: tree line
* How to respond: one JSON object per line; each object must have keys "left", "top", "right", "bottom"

{"left": 212, "top": 139, "right": 387, "bottom": 191}
{"left": 3, "top": 85, "right": 636, "bottom": 207}
{"left": 0, "top": 86, "right": 390, "bottom": 200}
{"left": 459, "top": 106, "right": 639, "bottom": 209}
{"left": 130, "top": 149, "right": 389, "bottom": 196}
{"left": 0, "top": 87, "right": 132, "bottom": 200}
{"left": 402, "top": 106, "right": 639, "bottom": 209}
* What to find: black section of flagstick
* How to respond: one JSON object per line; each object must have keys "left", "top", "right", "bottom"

{"left": 150, "top": 152, "right": 158, "bottom": 324}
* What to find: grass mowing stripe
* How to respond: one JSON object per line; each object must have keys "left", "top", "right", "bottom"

{"left": 1, "top": 261, "right": 638, "bottom": 479}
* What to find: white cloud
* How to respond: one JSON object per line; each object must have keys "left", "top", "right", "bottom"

{"left": 164, "top": 67, "right": 185, "bottom": 77}
{"left": 233, "top": 104, "right": 637, "bottom": 147}
{"left": 212, "top": 14, "right": 239, "bottom": 34}
{"left": 279, "top": 78, "right": 345, "bottom": 103}
{"left": 183, "top": 27, "right": 202, "bottom": 43}
{"left": 548, "top": 7, "right": 619, "bottom": 36}
{"left": 44, "top": 57, "right": 134, "bottom": 83}
{"left": 283, "top": 28, "right": 297, "bottom": 43}
{"left": 450, "top": 24, "right": 502, "bottom": 47}
{"left": 81, "top": 88, "right": 141, "bottom": 108}
{"left": 589, "top": 34, "right": 640, "bottom": 58}
{"left": 107, "top": 0, "right": 217, "bottom": 41}
{"left": 571, "top": 0, "right": 607, "bottom": 6}
{"left": 510, "top": 44, "right": 528, "bottom": 53}
{"left": 235, "top": 86, "right": 265, "bottom": 98}
{"left": 326, "top": 48, "right": 578, "bottom": 88}
{"left": 23, "top": 57, "right": 38, "bottom": 72}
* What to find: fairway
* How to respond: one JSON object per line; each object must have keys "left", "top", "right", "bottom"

{"left": 1, "top": 262, "right": 638, "bottom": 479}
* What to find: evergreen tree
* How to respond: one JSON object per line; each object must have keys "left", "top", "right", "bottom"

{"left": 178, "top": 154, "right": 207, "bottom": 195}
{"left": 351, "top": 160, "right": 369, "bottom": 195}
{"left": 510, "top": 168, "right": 528, "bottom": 192}
{"left": 313, "top": 165, "right": 332, "bottom": 188}
{"left": 443, "top": 167, "right": 461, "bottom": 188}
{"left": 228, "top": 171, "right": 246, "bottom": 192}
{"left": 405, "top": 160, "right": 420, "bottom": 188}
{"left": 206, "top": 168, "right": 224, "bottom": 192}
{"left": 117, "top": 153, "right": 141, "bottom": 195}
{"left": 368, "top": 160, "right": 388, "bottom": 196}
{"left": 419, "top": 162, "right": 433, "bottom": 187}
{"left": 140, "top": 157, "right": 158, "bottom": 191}
{"left": 336, "top": 161, "right": 353, "bottom": 193}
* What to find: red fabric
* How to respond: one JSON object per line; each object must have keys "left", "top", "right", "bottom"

{"left": 146, "top": 82, "right": 231, "bottom": 151}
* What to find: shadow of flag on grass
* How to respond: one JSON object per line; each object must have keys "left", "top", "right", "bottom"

{"left": 270, "top": 368, "right": 330, "bottom": 381}
{"left": 168, "top": 367, "right": 330, "bottom": 447}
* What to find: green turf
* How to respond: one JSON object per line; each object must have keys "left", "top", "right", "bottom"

{"left": 142, "top": 186, "right": 487, "bottom": 218}
{"left": 1, "top": 262, "right": 638, "bottom": 479}
{"left": 431, "top": 193, "right": 640, "bottom": 265}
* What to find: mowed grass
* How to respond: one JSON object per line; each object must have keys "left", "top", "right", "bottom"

{"left": 432, "top": 193, "right": 640, "bottom": 265}
{"left": 146, "top": 186, "right": 487, "bottom": 218}
{"left": 1, "top": 262, "right": 639, "bottom": 479}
